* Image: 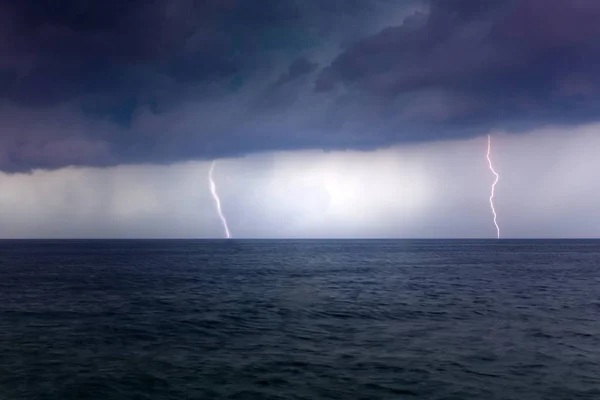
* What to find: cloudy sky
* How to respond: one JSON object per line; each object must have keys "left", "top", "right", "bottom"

{"left": 0, "top": 0, "right": 598, "bottom": 238}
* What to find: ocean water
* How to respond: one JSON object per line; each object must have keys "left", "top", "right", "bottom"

{"left": 0, "top": 240, "right": 599, "bottom": 400}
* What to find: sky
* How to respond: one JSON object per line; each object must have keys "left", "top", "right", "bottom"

{"left": 0, "top": 0, "right": 599, "bottom": 238}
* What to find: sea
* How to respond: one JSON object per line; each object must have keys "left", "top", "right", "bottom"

{"left": 0, "top": 239, "right": 599, "bottom": 400}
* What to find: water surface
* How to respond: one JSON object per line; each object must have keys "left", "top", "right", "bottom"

{"left": 0, "top": 239, "right": 599, "bottom": 399}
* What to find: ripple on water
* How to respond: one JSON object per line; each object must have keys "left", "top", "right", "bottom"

{"left": 0, "top": 239, "right": 599, "bottom": 399}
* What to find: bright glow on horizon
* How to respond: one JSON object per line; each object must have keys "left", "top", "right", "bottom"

{"left": 257, "top": 149, "right": 433, "bottom": 235}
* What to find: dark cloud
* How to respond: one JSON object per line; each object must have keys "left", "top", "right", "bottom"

{"left": 275, "top": 58, "right": 319, "bottom": 87}
{"left": 1, "top": 0, "right": 286, "bottom": 105}
{"left": 318, "top": 0, "right": 600, "bottom": 127}
{"left": 1, "top": 0, "right": 599, "bottom": 171}
{"left": 1, "top": 0, "right": 401, "bottom": 171}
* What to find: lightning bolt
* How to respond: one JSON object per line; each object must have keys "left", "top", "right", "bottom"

{"left": 209, "top": 161, "right": 231, "bottom": 239}
{"left": 486, "top": 134, "right": 500, "bottom": 239}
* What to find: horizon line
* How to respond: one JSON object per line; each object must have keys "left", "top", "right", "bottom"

{"left": 0, "top": 238, "right": 598, "bottom": 241}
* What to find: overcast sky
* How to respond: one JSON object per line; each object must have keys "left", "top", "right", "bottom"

{"left": 0, "top": 0, "right": 599, "bottom": 238}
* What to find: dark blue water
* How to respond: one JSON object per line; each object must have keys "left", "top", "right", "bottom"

{"left": 0, "top": 240, "right": 599, "bottom": 399}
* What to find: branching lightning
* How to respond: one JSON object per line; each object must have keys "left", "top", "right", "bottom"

{"left": 486, "top": 134, "right": 500, "bottom": 239}
{"left": 209, "top": 161, "right": 231, "bottom": 239}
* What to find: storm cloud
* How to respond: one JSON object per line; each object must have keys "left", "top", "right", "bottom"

{"left": 1, "top": 0, "right": 600, "bottom": 171}
{"left": 317, "top": 0, "right": 600, "bottom": 126}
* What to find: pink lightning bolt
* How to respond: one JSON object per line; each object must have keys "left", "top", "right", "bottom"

{"left": 486, "top": 134, "right": 500, "bottom": 239}
{"left": 209, "top": 161, "right": 232, "bottom": 239}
